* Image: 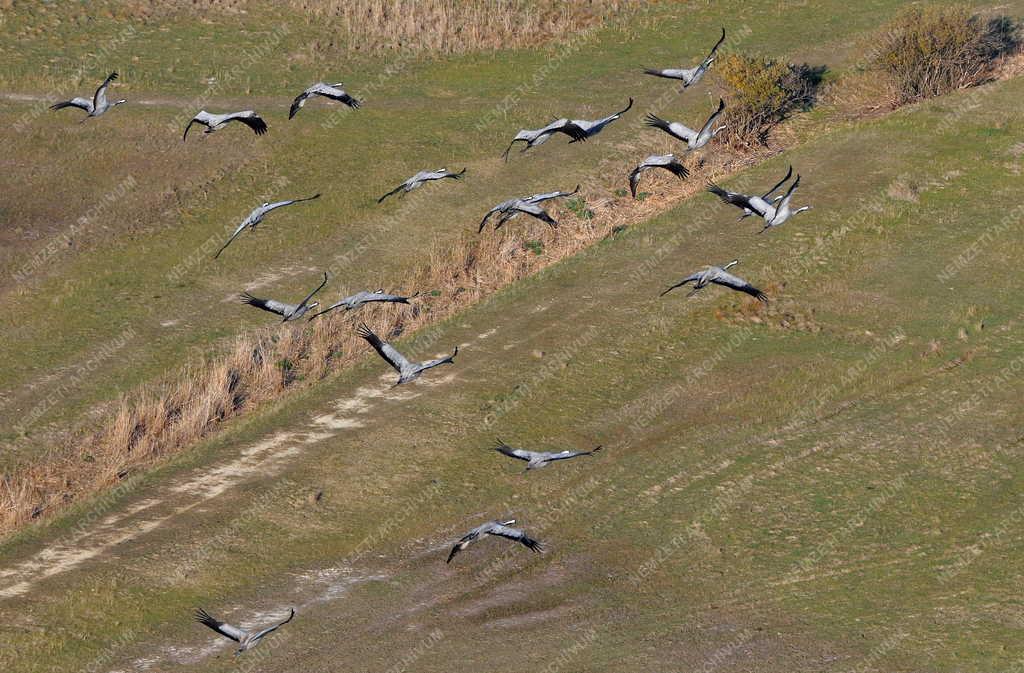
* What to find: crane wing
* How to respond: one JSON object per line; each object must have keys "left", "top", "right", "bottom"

{"left": 712, "top": 271, "right": 768, "bottom": 302}
{"left": 265, "top": 193, "right": 320, "bottom": 213}
{"left": 699, "top": 98, "right": 727, "bottom": 137}
{"left": 213, "top": 221, "right": 250, "bottom": 259}
{"left": 644, "top": 113, "right": 695, "bottom": 142}
{"left": 357, "top": 323, "right": 411, "bottom": 372}
{"left": 705, "top": 27, "right": 726, "bottom": 62}
{"left": 493, "top": 440, "right": 534, "bottom": 462}
{"left": 486, "top": 524, "right": 544, "bottom": 552}
{"left": 227, "top": 112, "right": 268, "bottom": 136}
{"left": 295, "top": 273, "right": 329, "bottom": 312}
{"left": 545, "top": 445, "right": 603, "bottom": 462}
{"left": 707, "top": 183, "right": 765, "bottom": 215}
{"left": 514, "top": 202, "right": 557, "bottom": 227}
{"left": 241, "top": 293, "right": 294, "bottom": 317}
{"left": 93, "top": 72, "right": 117, "bottom": 110}
{"left": 761, "top": 165, "right": 794, "bottom": 198}
{"left": 250, "top": 609, "right": 294, "bottom": 640}
{"left": 628, "top": 165, "right": 645, "bottom": 199}
{"left": 320, "top": 89, "right": 361, "bottom": 109}
{"left": 194, "top": 609, "right": 246, "bottom": 642}
{"left": 660, "top": 272, "right": 702, "bottom": 296}
{"left": 377, "top": 183, "right": 406, "bottom": 203}
{"left": 661, "top": 158, "right": 690, "bottom": 179}
{"left": 50, "top": 97, "right": 93, "bottom": 113}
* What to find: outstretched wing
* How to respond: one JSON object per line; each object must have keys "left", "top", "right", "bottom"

{"left": 699, "top": 98, "right": 727, "bottom": 136}
{"left": 251, "top": 609, "right": 294, "bottom": 641}
{"left": 661, "top": 158, "right": 690, "bottom": 179}
{"left": 357, "top": 323, "right": 410, "bottom": 372}
{"left": 289, "top": 90, "right": 310, "bottom": 119}
{"left": 194, "top": 608, "right": 246, "bottom": 642}
{"left": 704, "top": 27, "right": 726, "bottom": 63}
{"left": 546, "top": 445, "right": 603, "bottom": 462}
{"left": 240, "top": 292, "right": 292, "bottom": 317}
{"left": 295, "top": 272, "right": 329, "bottom": 313}
{"left": 525, "top": 184, "right": 580, "bottom": 204}
{"left": 493, "top": 440, "right": 534, "bottom": 462}
{"left": 320, "top": 88, "right": 361, "bottom": 109}
{"left": 478, "top": 204, "right": 505, "bottom": 233}
{"left": 447, "top": 528, "right": 480, "bottom": 563}
{"left": 660, "top": 272, "right": 702, "bottom": 297}
{"left": 628, "top": 165, "right": 645, "bottom": 199}
{"left": 228, "top": 112, "right": 268, "bottom": 136}
{"left": 182, "top": 117, "right": 203, "bottom": 141}
{"left": 265, "top": 193, "right": 321, "bottom": 214}
{"left": 644, "top": 113, "right": 695, "bottom": 142}
{"left": 514, "top": 202, "right": 557, "bottom": 228}
{"left": 93, "top": 72, "right": 118, "bottom": 110}
{"left": 213, "top": 221, "right": 249, "bottom": 259}
{"left": 761, "top": 165, "right": 794, "bottom": 198}
{"left": 50, "top": 97, "right": 93, "bottom": 113}
{"left": 377, "top": 183, "right": 406, "bottom": 203}
{"left": 712, "top": 271, "right": 768, "bottom": 302}
{"left": 486, "top": 524, "right": 544, "bottom": 553}
{"left": 707, "top": 182, "right": 763, "bottom": 215}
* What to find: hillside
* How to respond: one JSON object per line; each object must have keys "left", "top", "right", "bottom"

{"left": 2, "top": 2, "right": 1024, "bottom": 673}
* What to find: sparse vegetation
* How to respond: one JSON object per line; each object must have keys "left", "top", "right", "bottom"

{"left": 872, "top": 4, "right": 1019, "bottom": 107}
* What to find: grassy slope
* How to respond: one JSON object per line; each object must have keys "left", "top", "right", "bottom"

{"left": 2, "top": 62, "right": 1024, "bottom": 673}
{"left": 1, "top": 0, "right": 1013, "bottom": 469}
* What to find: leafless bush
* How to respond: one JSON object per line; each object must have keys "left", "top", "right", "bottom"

{"left": 873, "top": 5, "right": 1019, "bottom": 107}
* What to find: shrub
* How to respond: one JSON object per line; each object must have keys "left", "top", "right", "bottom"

{"left": 873, "top": 5, "right": 1019, "bottom": 107}
{"left": 715, "top": 54, "right": 821, "bottom": 147}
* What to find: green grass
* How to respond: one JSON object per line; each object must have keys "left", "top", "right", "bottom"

{"left": 2, "top": 2, "right": 1024, "bottom": 672}
{"left": 2, "top": 57, "right": 1023, "bottom": 673}
{"left": 4, "top": 0, "right": 1017, "bottom": 471}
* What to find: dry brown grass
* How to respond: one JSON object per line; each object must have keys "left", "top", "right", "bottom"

{"left": 0, "top": 140, "right": 769, "bottom": 536}
{"left": 287, "top": 0, "right": 633, "bottom": 55}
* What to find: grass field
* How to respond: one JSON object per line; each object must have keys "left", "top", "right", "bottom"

{"left": 2, "top": 2, "right": 1024, "bottom": 672}
{"left": 2, "top": 0, "right": 1012, "bottom": 470}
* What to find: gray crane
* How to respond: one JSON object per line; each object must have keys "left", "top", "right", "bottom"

{"left": 194, "top": 607, "right": 294, "bottom": 655}
{"left": 377, "top": 168, "right": 466, "bottom": 203}
{"left": 50, "top": 72, "right": 125, "bottom": 119}
{"left": 183, "top": 110, "right": 268, "bottom": 140}
{"left": 660, "top": 260, "right": 767, "bottom": 302}
{"left": 308, "top": 289, "right": 418, "bottom": 320}
{"left": 446, "top": 519, "right": 543, "bottom": 563}
{"left": 628, "top": 154, "right": 690, "bottom": 198}
{"left": 214, "top": 194, "right": 321, "bottom": 259}
{"left": 289, "top": 82, "right": 361, "bottom": 118}
{"left": 478, "top": 185, "right": 580, "bottom": 233}
{"left": 493, "top": 439, "right": 603, "bottom": 471}
{"left": 501, "top": 118, "right": 589, "bottom": 160}
{"left": 644, "top": 98, "right": 726, "bottom": 151}
{"left": 241, "top": 272, "right": 328, "bottom": 322}
{"left": 708, "top": 170, "right": 810, "bottom": 232}
{"left": 644, "top": 27, "right": 726, "bottom": 88}
{"left": 357, "top": 323, "right": 457, "bottom": 385}
{"left": 715, "top": 165, "right": 794, "bottom": 222}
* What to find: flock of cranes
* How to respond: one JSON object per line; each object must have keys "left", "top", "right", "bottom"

{"left": 48, "top": 25, "right": 815, "bottom": 657}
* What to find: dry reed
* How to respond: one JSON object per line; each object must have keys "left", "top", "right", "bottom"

{"left": 288, "top": 0, "right": 633, "bottom": 55}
